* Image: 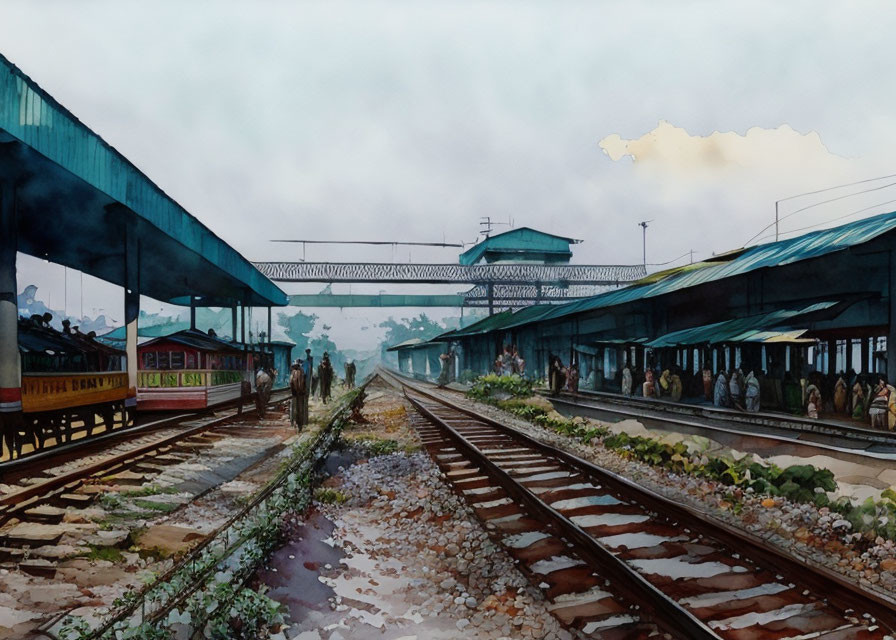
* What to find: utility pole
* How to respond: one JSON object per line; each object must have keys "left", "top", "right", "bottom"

{"left": 689, "top": 249, "right": 695, "bottom": 264}
{"left": 638, "top": 220, "right": 651, "bottom": 267}
{"left": 775, "top": 200, "right": 779, "bottom": 241}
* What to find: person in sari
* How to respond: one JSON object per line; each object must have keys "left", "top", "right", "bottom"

{"left": 714, "top": 370, "right": 730, "bottom": 407}
{"left": 567, "top": 362, "right": 579, "bottom": 393}
{"left": 745, "top": 370, "right": 761, "bottom": 412}
{"left": 643, "top": 368, "right": 657, "bottom": 398}
{"left": 851, "top": 376, "right": 867, "bottom": 419}
{"left": 549, "top": 355, "right": 566, "bottom": 396}
{"left": 833, "top": 376, "right": 848, "bottom": 414}
{"left": 806, "top": 381, "right": 822, "bottom": 419}
{"left": 437, "top": 350, "right": 452, "bottom": 387}
{"left": 670, "top": 368, "right": 683, "bottom": 402}
{"left": 729, "top": 368, "right": 745, "bottom": 411}
{"left": 702, "top": 363, "right": 713, "bottom": 401}
{"left": 658, "top": 370, "right": 672, "bottom": 397}
{"left": 621, "top": 365, "right": 633, "bottom": 397}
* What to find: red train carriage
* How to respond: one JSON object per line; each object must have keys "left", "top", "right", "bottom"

{"left": 136, "top": 329, "right": 263, "bottom": 411}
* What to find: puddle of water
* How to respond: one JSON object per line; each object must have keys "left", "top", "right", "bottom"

{"left": 256, "top": 510, "right": 343, "bottom": 623}
{"left": 570, "top": 513, "right": 650, "bottom": 528}
{"left": 629, "top": 557, "right": 748, "bottom": 579}
{"left": 679, "top": 582, "right": 791, "bottom": 609}
{"left": 599, "top": 532, "right": 685, "bottom": 550}
{"left": 503, "top": 531, "right": 551, "bottom": 549}
{"left": 550, "top": 495, "right": 622, "bottom": 510}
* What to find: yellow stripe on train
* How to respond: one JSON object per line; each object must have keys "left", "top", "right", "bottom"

{"left": 21, "top": 373, "right": 129, "bottom": 413}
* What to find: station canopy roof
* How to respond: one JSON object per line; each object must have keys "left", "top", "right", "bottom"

{"left": 644, "top": 301, "right": 842, "bottom": 348}
{"left": 516, "top": 211, "right": 896, "bottom": 328}
{"left": 385, "top": 338, "right": 427, "bottom": 352}
{"left": 0, "top": 54, "right": 287, "bottom": 308}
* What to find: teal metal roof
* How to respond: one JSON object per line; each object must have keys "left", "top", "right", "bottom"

{"left": 525, "top": 211, "right": 896, "bottom": 326}
{"left": 0, "top": 54, "right": 287, "bottom": 307}
{"left": 459, "top": 227, "right": 580, "bottom": 265}
{"left": 645, "top": 301, "right": 840, "bottom": 348}
{"left": 437, "top": 310, "right": 515, "bottom": 339}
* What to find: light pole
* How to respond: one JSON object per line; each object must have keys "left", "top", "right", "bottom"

{"left": 638, "top": 220, "right": 651, "bottom": 267}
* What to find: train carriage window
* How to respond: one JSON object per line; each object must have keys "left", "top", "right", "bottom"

{"left": 170, "top": 351, "right": 185, "bottom": 369}
{"left": 186, "top": 352, "right": 197, "bottom": 369}
{"left": 157, "top": 351, "right": 170, "bottom": 370}
{"left": 142, "top": 352, "right": 156, "bottom": 369}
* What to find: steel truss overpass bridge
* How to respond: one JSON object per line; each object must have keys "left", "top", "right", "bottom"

{"left": 255, "top": 262, "right": 647, "bottom": 309}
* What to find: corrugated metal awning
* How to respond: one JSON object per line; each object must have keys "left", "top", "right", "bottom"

{"left": 645, "top": 302, "right": 839, "bottom": 348}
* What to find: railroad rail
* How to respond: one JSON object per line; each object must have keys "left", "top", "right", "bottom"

{"left": 56, "top": 378, "right": 371, "bottom": 640}
{"left": 380, "top": 369, "right": 896, "bottom": 639}
{"left": 0, "top": 389, "right": 291, "bottom": 526}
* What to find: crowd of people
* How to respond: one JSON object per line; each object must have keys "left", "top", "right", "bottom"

{"left": 612, "top": 361, "right": 896, "bottom": 430}
{"left": 286, "top": 350, "right": 357, "bottom": 430}
{"left": 493, "top": 344, "right": 526, "bottom": 376}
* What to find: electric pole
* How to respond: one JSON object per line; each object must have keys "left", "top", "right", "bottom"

{"left": 638, "top": 220, "right": 651, "bottom": 267}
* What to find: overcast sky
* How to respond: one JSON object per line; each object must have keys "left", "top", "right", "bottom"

{"left": 4, "top": 1, "right": 896, "bottom": 347}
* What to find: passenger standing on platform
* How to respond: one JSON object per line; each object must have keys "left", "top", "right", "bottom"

{"left": 670, "top": 368, "right": 683, "bottom": 402}
{"left": 851, "top": 376, "right": 868, "bottom": 420}
{"left": 658, "top": 369, "right": 672, "bottom": 397}
{"left": 303, "top": 349, "right": 313, "bottom": 416}
{"left": 621, "top": 364, "right": 633, "bottom": 397}
{"left": 318, "top": 352, "right": 334, "bottom": 404}
{"left": 869, "top": 377, "right": 896, "bottom": 429}
{"left": 833, "top": 375, "right": 848, "bottom": 414}
{"left": 643, "top": 369, "right": 657, "bottom": 399}
{"left": 702, "top": 363, "right": 713, "bottom": 401}
{"left": 729, "top": 368, "right": 745, "bottom": 411}
{"left": 344, "top": 360, "right": 356, "bottom": 388}
{"left": 713, "top": 370, "right": 730, "bottom": 408}
{"left": 494, "top": 352, "right": 505, "bottom": 375}
{"left": 806, "top": 380, "right": 822, "bottom": 419}
{"left": 289, "top": 360, "right": 308, "bottom": 429}
{"left": 437, "top": 349, "right": 452, "bottom": 387}
{"left": 745, "top": 370, "right": 761, "bottom": 412}
{"left": 567, "top": 361, "right": 579, "bottom": 393}
{"left": 549, "top": 355, "right": 566, "bottom": 396}
{"left": 255, "top": 366, "right": 273, "bottom": 418}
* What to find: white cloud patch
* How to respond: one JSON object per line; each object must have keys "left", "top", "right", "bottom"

{"left": 599, "top": 121, "right": 850, "bottom": 175}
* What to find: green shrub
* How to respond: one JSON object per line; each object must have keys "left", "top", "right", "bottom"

{"left": 466, "top": 374, "right": 534, "bottom": 402}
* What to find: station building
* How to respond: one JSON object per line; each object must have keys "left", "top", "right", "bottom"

{"left": 394, "top": 212, "right": 896, "bottom": 415}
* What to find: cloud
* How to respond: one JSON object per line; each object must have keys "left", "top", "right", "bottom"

{"left": 599, "top": 121, "right": 851, "bottom": 176}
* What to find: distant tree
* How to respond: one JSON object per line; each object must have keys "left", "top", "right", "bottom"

{"left": 378, "top": 313, "right": 447, "bottom": 352}
{"left": 277, "top": 311, "right": 318, "bottom": 353}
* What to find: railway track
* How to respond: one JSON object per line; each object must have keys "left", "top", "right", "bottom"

{"left": 0, "top": 389, "right": 291, "bottom": 527}
{"left": 380, "top": 370, "right": 896, "bottom": 640}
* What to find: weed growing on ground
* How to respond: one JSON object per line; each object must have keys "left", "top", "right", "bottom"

{"left": 314, "top": 487, "right": 350, "bottom": 505}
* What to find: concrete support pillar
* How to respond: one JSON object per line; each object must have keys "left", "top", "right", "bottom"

{"left": 827, "top": 339, "right": 837, "bottom": 376}
{"left": 240, "top": 304, "right": 246, "bottom": 344}
{"left": 862, "top": 337, "right": 871, "bottom": 374}
{"left": 267, "top": 307, "right": 272, "bottom": 344}
{"left": 231, "top": 306, "right": 237, "bottom": 342}
{"left": 0, "top": 180, "right": 22, "bottom": 453}
{"left": 124, "top": 226, "right": 139, "bottom": 426}
{"left": 190, "top": 298, "right": 196, "bottom": 331}
{"left": 888, "top": 250, "right": 896, "bottom": 383}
